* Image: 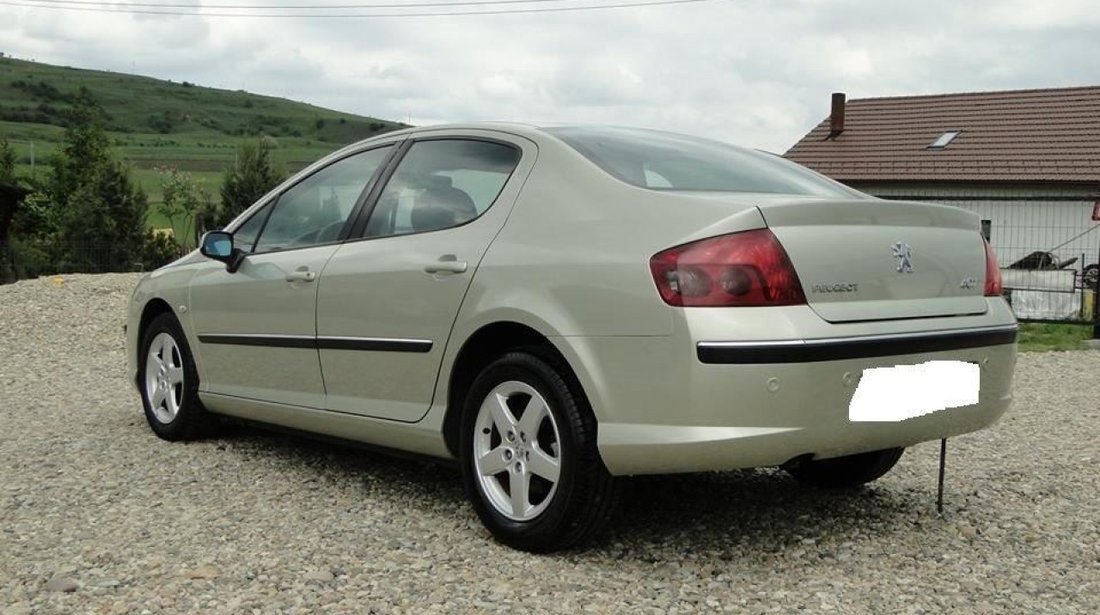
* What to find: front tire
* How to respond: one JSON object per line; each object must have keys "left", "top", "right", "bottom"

{"left": 139, "top": 313, "right": 209, "bottom": 441}
{"left": 459, "top": 351, "right": 619, "bottom": 552}
{"left": 785, "top": 447, "right": 904, "bottom": 489}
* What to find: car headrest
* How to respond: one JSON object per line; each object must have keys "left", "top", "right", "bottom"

{"left": 411, "top": 204, "right": 458, "bottom": 233}
{"left": 428, "top": 175, "right": 454, "bottom": 190}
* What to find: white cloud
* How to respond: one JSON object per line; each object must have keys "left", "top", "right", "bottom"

{"left": 1, "top": 0, "right": 1098, "bottom": 152}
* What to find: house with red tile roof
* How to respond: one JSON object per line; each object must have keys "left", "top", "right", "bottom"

{"left": 785, "top": 87, "right": 1100, "bottom": 321}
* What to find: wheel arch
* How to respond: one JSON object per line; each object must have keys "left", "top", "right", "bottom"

{"left": 134, "top": 298, "right": 176, "bottom": 382}
{"left": 138, "top": 298, "right": 176, "bottom": 345}
{"left": 441, "top": 321, "right": 593, "bottom": 458}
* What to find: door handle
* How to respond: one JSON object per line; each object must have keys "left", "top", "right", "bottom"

{"left": 424, "top": 255, "right": 468, "bottom": 275}
{"left": 285, "top": 267, "right": 317, "bottom": 283}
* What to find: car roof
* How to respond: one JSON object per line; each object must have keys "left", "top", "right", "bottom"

{"left": 375, "top": 121, "right": 549, "bottom": 141}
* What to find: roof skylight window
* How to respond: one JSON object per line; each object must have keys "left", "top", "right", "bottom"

{"left": 928, "top": 131, "right": 961, "bottom": 149}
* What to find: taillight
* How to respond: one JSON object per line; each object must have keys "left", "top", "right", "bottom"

{"left": 983, "top": 236, "right": 1003, "bottom": 296}
{"left": 649, "top": 228, "right": 806, "bottom": 307}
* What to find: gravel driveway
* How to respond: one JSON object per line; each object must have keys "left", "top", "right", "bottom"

{"left": 1, "top": 273, "right": 1097, "bottom": 614}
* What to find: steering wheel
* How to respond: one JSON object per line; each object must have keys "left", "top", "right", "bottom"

{"left": 291, "top": 220, "right": 345, "bottom": 246}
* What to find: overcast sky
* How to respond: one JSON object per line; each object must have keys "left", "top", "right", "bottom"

{"left": 2, "top": 0, "right": 1099, "bottom": 152}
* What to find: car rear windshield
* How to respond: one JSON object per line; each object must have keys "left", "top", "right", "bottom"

{"left": 544, "top": 126, "right": 861, "bottom": 198}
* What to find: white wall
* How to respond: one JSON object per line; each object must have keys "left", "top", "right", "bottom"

{"left": 856, "top": 183, "right": 1100, "bottom": 272}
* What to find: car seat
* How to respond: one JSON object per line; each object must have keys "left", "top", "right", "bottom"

{"left": 410, "top": 175, "right": 477, "bottom": 233}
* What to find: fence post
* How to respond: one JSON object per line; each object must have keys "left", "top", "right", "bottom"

{"left": 1094, "top": 237, "right": 1100, "bottom": 339}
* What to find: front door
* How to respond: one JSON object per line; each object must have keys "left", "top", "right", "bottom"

{"left": 188, "top": 145, "right": 395, "bottom": 408}
{"left": 189, "top": 247, "right": 337, "bottom": 408}
{"left": 316, "top": 135, "right": 533, "bottom": 421}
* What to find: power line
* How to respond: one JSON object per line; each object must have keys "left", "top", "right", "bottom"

{"left": 1, "top": 0, "right": 711, "bottom": 17}
{"left": 7, "top": 0, "right": 580, "bottom": 8}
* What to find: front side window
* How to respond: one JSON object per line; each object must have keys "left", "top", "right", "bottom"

{"left": 364, "top": 139, "right": 521, "bottom": 238}
{"left": 254, "top": 146, "right": 391, "bottom": 253}
{"left": 545, "top": 126, "right": 862, "bottom": 198}
{"left": 231, "top": 201, "right": 272, "bottom": 253}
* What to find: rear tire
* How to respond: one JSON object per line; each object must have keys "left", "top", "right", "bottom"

{"left": 785, "top": 447, "right": 904, "bottom": 489}
{"left": 139, "top": 313, "right": 209, "bottom": 441}
{"left": 459, "top": 351, "right": 619, "bottom": 552}
{"left": 1083, "top": 264, "right": 1099, "bottom": 289}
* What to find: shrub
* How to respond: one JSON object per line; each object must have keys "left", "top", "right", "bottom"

{"left": 209, "top": 139, "right": 285, "bottom": 227}
{"left": 141, "top": 229, "right": 182, "bottom": 270}
{"left": 157, "top": 166, "right": 210, "bottom": 248}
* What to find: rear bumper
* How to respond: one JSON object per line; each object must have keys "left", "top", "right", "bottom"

{"left": 557, "top": 313, "right": 1017, "bottom": 476}
{"left": 598, "top": 385, "right": 1012, "bottom": 475}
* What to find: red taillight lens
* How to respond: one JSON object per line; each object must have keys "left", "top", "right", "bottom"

{"left": 649, "top": 228, "right": 806, "bottom": 307}
{"left": 983, "top": 236, "right": 1003, "bottom": 296}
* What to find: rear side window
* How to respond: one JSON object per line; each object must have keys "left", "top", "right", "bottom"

{"left": 545, "top": 126, "right": 860, "bottom": 198}
{"left": 364, "top": 139, "right": 520, "bottom": 238}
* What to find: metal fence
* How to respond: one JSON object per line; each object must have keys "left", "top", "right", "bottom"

{"left": 952, "top": 200, "right": 1098, "bottom": 324}
{"left": 874, "top": 192, "right": 1100, "bottom": 325}
{"left": 0, "top": 240, "right": 164, "bottom": 284}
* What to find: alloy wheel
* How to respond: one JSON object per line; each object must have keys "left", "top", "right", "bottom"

{"left": 144, "top": 332, "right": 185, "bottom": 424}
{"left": 472, "top": 380, "right": 562, "bottom": 521}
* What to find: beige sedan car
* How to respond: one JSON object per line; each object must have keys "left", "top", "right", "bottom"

{"left": 127, "top": 124, "right": 1017, "bottom": 552}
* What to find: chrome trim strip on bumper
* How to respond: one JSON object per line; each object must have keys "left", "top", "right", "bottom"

{"left": 197, "top": 334, "right": 433, "bottom": 353}
{"left": 696, "top": 324, "right": 1018, "bottom": 364}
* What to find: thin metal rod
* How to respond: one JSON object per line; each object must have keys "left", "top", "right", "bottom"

{"left": 1094, "top": 232, "right": 1100, "bottom": 339}
{"left": 936, "top": 438, "right": 947, "bottom": 516}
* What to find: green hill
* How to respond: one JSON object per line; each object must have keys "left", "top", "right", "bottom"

{"left": 0, "top": 56, "right": 407, "bottom": 231}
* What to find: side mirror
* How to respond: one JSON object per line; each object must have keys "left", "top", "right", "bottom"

{"left": 199, "top": 231, "right": 245, "bottom": 273}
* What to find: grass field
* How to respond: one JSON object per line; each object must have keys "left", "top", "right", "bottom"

{"left": 1, "top": 56, "right": 406, "bottom": 241}
{"left": 1017, "top": 322, "right": 1095, "bottom": 352}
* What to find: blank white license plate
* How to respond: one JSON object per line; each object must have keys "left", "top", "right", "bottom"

{"left": 849, "top": 361, "right": 979, "bottom": 422}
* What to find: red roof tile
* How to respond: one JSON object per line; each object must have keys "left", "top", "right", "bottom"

{"left": 783, "top": 86, "right": 1100, "bottom": 183}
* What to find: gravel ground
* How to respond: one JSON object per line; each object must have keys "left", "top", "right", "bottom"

{"left": 1, "top": 273, "right": 1098, "bottom": 614}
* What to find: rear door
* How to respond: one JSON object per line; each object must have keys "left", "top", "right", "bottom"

{"left": 316, "top": 133, "right": 535, "bottom": 422}
{"left": 188, "top": 145, "right": 395, "bottom": 408}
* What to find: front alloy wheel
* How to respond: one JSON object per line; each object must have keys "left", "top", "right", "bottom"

{"left": 145, "top": 332, "right": 185, "bottom": 424}
{"left": 139, "top": 313, "right": 209, "bottom": 441}
{"left": 460, "top": 351, "right": 620, "bottom": 552}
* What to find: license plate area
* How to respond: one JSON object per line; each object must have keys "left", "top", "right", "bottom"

{"left": 849, "top": 360, "right": 979, "bottom": 422}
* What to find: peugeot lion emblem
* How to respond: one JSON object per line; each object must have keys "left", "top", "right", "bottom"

{"left": 891, "top": 242, "right": 914, "bottom": 273}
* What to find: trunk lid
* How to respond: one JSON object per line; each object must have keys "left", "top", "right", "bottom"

{"left": 757, "top": 196, "right": 988, "bottom": 323}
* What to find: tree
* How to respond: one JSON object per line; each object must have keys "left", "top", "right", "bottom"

{"left": 1, "top": 139, "right": 31, "bottom": 275}
{"left": 50, "top": 87, "right": 111, "bottom": 205}
{"left": 46, "top": 87, "right": 150, "bottom": 271}
{"left": 213, "top": 139, "right": 285, "bottom": 228}
{"left": 157, "top": 166, "right": 210, "bottom": 247}
{"left": 0, "top": 139, "right": 26, "bottom": 240}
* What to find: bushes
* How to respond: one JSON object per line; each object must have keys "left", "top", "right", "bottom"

{"left": 1, "top": 234, "right": 179, "bottom": 281}
{"left": 140, "top": 229, "right": 183, "bottom": 269}
{"left": 147, "top": 112, "right": 176, "bottom": 134}
{"left": 10, "top": 79, "right": 72, "bottom": 103}
{"left": 1, "top": 88, "right": 171, "bottom": 283}
{"left": 157, "top": 166, "right": 210, "bottom": 248}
